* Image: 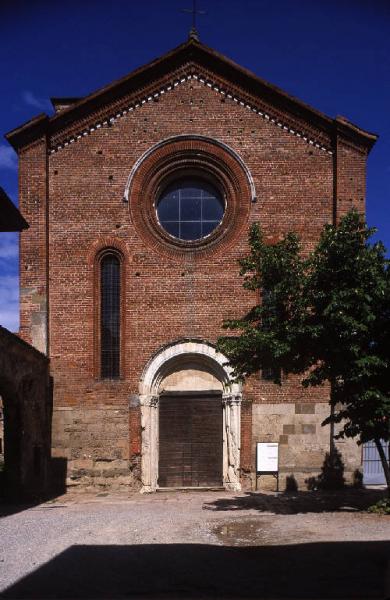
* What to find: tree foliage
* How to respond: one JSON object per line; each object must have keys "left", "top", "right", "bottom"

{"left": 218, "top": 211, "right": 390, "bottom": 489}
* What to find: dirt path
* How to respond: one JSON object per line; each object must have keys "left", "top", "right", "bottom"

{"left": 1, "top": 489, "right": 389, "bottom": 599}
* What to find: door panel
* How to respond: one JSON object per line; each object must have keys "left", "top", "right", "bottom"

{"left": 158, "top": 394, "right": 223, "bottom": 488}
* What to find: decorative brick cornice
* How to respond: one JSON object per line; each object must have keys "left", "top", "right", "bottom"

{"left": 47, "top": 71, "right": 334, "bottom": 156}
{"left": 6, "top": 39, "right": 377, "bottom": 156}
{"left": 335, "top": 132, "right": 369, "bottom": 156}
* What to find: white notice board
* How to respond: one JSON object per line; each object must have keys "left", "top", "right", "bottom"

{"left": 256, "top": 442, "right": 279, "bottom": 472}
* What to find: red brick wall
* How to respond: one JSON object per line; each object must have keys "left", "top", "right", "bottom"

{"left": 336, "top": 138, "right": 367, "bottom": 220}
{"left": 17, "top": 73, "right": 368, "bottom": 485}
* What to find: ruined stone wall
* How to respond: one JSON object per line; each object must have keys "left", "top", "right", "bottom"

{"left": 0, "top": 326, "right": 51, "bottom": 498}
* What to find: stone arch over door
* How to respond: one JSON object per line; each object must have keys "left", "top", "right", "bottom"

{"left": 139, "top": 340, "right": 242, "bottom": 492}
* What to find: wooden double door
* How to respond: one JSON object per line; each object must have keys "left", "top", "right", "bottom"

{"left": 158, "top": 393, "right": 223, "bottom": 488}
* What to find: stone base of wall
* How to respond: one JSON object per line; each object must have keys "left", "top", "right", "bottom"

{"left": 250, "top": 402, "right": 362, "bottom": 492}
{"left": 53, "top": 401, "right": 363, "bottom": 493}
{"left": 52, "top": 405, "right": 141, "bottom": 489}
{"left": 246, "top": 468, "right": 361, "bottom": 493}
{"left": 64, "top": 459, "right": 141, "bottom": 490}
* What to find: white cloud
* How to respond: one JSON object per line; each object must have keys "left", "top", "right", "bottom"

{"left": 0, "top": 145, "right": 17, "bottom": 170}
{"left": 0, "top": 275, "right": 19, "bottom": 332}
{"left": 0, "top": 232, "right": 18, "bottom": 259}
{"left": 22, "top": 90, "right": 51, "bottom": 111}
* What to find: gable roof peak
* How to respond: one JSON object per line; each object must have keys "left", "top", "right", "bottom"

{"left": 5, "top": 38, "right": 377, "bottom": 154}
{"left": 188, "top": 26, "right": 200, "bottom": 42}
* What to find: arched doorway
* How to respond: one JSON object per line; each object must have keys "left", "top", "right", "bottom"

{"left": 0, "top": 385, "right": 22, "bottom": 497}
{"left": 139, "top": 341, "right": 242, "bottom": 492}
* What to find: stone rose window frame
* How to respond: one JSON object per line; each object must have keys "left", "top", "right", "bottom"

{"left": 125, "top": 135, "right": 255, "bottom": 261}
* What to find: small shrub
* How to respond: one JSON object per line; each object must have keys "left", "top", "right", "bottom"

{"left": 285, "top": 474, "right": 298, "bottom": 492}
{"left": 305, "top": 449, "right": 345, "bottom": 491}
{"left": 352, "top": 469, "right": 363, "bottom": 488}
{"left": 367, "top": 499, "right": 390, "bottom": 515}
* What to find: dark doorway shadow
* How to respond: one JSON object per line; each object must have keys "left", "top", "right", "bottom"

{"left": 0, "top": 457, "right": 67, "bottom": 518}
{"left": 203, "top": 487, "right": 386, "bottom": 514}
{"left": 1, "top": 541, "right": 389, "bottom": 598}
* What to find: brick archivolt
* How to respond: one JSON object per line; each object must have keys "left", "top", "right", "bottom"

{"left": 124, "top": 134, "right": 257, "bottom": 203}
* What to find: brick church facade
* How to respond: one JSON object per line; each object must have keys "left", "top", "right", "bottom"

{"left": 6, "top": 38, "right": 377, "bottom": 491}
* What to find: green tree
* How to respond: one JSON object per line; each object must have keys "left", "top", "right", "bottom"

{"left": 218, "top": 211, "right": 390, "bottom": 491}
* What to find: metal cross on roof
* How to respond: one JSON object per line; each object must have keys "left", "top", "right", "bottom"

{"left": 181, "top": 0, "right": 206, "bottom": 41}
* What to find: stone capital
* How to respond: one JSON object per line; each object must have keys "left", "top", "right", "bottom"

{"left": 139, "top": 394, "right": 159, "bottom": 408}
{"left": 222, "top": 392, "right": 242, "bottom": 406}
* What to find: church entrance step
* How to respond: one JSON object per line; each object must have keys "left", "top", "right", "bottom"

{"left": 157, "top": 486, "right": 225, "bottom": 492}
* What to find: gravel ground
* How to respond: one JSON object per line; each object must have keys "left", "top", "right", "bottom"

{"left": 0, "top": 489, "right": 390, "bottom": 599}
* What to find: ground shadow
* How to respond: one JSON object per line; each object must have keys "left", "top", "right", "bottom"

{"left": 0, "top": 457, "right": 67, "bottom": 518}
{"left": 1, "top": 541, "right": 389, "bottom": 598}
{"left": 204, "top": 487, "right": 386, "bottom": 514}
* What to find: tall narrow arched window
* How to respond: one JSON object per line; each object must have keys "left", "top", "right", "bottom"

{"left": 100, "top": 253, "right": 121, "bottom": 379}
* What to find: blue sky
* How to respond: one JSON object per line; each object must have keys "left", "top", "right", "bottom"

{"left": 1, "top": 0, "right": 389, "bottom": 332}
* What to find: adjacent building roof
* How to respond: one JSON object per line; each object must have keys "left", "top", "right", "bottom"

{"left": 0, "top": 187, "right": 28, "bottom": 232}
{"left": 5, "top": 38, "right": 378, "bottom": 154}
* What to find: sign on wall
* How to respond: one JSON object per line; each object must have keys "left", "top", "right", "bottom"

{"left": 256, "top": 442, "right": 279, "bottom": 473}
